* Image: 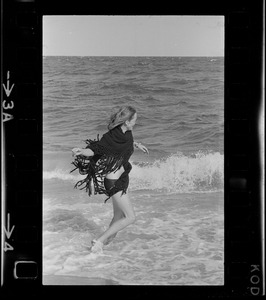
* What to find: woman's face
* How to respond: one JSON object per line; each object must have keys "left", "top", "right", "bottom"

{"left": 126, "top": 113, "right": 137, "bottom": 130}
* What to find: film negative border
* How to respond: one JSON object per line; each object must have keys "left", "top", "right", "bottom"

{"left": 1, "top": 0, "right": 264, "bottom": 298}
{"left": 1, "top": 0, "right": 42, "bottom": 293}
{"left": 225, "top": 8, "right": 264, "bottom": 297}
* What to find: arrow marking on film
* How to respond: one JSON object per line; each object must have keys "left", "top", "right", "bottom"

{"left": 3, "top": 71, "right": 15, "bottom": 97}
{"left": 4, "top": 213, "right": 15, "bottom": 239}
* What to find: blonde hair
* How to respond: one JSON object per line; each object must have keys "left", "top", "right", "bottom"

{"left": 108, "top": 106, "right": 136, "bottom": 130}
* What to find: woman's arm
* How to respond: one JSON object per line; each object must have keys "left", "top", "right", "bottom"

{"left": 72, "top": 147, "right": 94, "bottom": 157}
{"left": 134, "top": 142, "right": 149, "bottom": 154}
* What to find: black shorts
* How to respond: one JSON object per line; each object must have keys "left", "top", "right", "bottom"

{"left": 104, "top": 178, "right": 118, "bottom": 191}
{"left": 103, "top": 175, "right": 129, "bottom": 202}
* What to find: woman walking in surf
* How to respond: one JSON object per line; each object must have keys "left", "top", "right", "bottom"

{"left": 72, "top": 106, "right": 149, "bottom": 253}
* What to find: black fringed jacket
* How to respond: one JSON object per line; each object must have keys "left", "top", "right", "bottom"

{"left": 71, "top": 126, "right": 134, "bottom": 202}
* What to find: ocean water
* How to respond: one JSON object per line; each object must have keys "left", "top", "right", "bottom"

{"left": 43, "top": 56, "right": 224, "bottom": 285}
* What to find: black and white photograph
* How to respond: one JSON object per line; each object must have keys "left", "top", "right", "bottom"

{"left": 42, "top": 15, "right": 224, "bottom": 285}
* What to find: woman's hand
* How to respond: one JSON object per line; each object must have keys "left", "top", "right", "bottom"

{"left": 72, "top": 147, "right": 94, "bottom": 157}
{"left": 72, "top": 148, "right": 83, "bottom": 157}
{"left": 134, "top": 142, "right": 149, "bottom": 154}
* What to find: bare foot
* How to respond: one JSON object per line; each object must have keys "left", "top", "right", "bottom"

{"left": 91, "top": 239, "right": 103, "bottom": 253}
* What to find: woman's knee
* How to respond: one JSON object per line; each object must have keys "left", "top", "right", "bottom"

{"left": 112, "top": 192, "right": 135, "bottom": 223}
{"left": 126, "top": 213, "right": 136, "bottom": 224}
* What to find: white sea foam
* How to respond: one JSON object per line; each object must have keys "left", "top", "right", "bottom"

{"left": 130, "top": 151, "right": 224, "bottom": 193}
{"left": 43, "top": 168, "right": 84, "bottom": 182}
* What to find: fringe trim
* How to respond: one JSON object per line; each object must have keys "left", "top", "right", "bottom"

{"left": 71, "top": 137, "right": 133, "bottom": 202}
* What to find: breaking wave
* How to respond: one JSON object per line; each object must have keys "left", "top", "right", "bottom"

{"left": 130, "top": 151, "right": 223, "bottom": 193}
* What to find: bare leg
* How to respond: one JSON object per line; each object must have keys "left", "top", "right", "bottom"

{"left": 104, "top": 197, "right": 124, "bottom": 245}
{"left": 96, "top": 192, "right": 135, "bottom": 245}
